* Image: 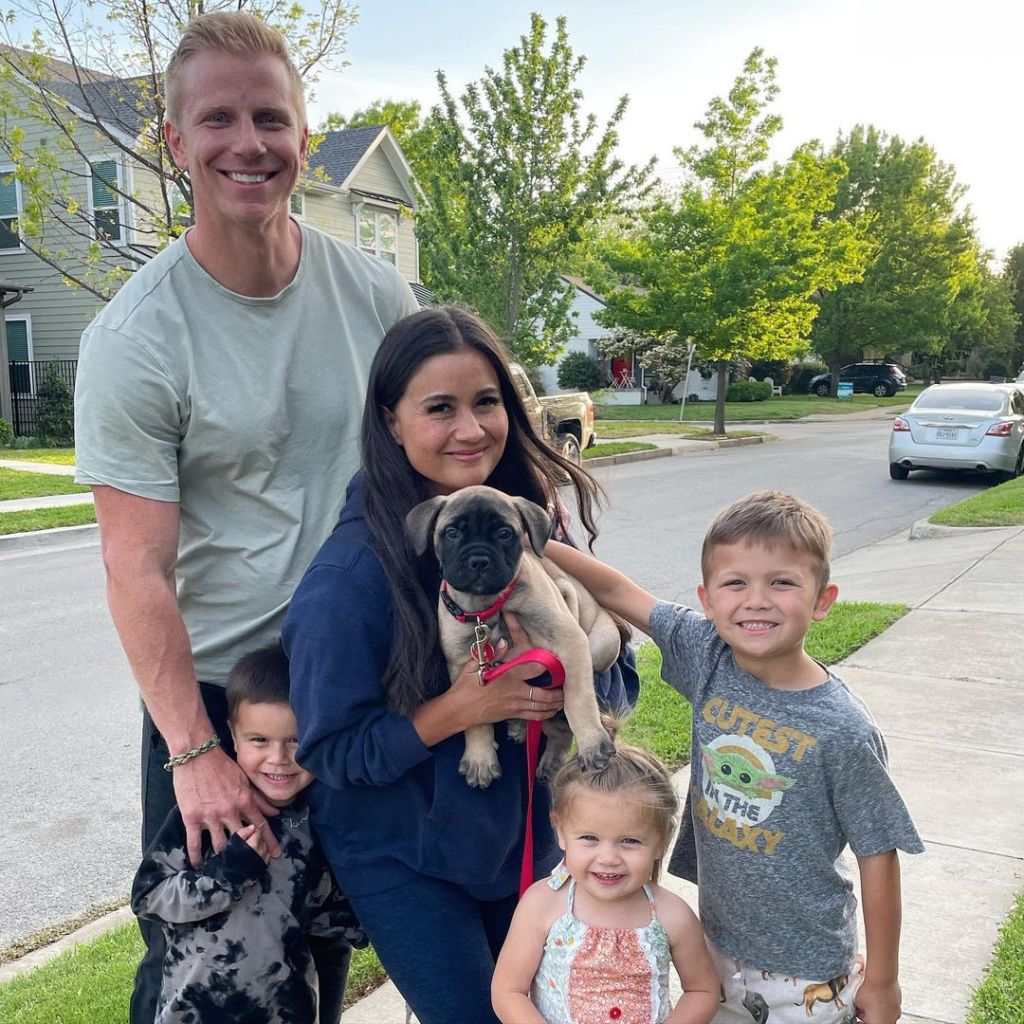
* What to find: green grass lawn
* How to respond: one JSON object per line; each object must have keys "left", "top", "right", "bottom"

{"left": 966, "top": 890, "right": 1024, "bottom": 1024}
{"left": 0, "top": 447, "right": 76, "bottom": 465}
{"left": 0, "top": 924, "right": 385, "bottom": 1024}
{"left": 595, "top": 422, "right": 763, "bottom": 440}
{"left": 0, "top": 599, "right": 905, "bottom": 1017}
{"left": 0, "top": 468, "right": 90, "bottom": 501}
{"left": 0, "top": 504, "right": 97, "bottom": 535}
{"left": 583, "top": 441, "right": 658, "bottom": 459}
{"left": 596, "top": 386, "right": 921, "bottom": 423}
{"left": 929, "top": 476, "right": 1024, "bottom": 527}
{"left": 598, "top": 422, "right": 716, "bottom": 439}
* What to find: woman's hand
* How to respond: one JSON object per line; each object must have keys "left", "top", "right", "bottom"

{"left": 412, "top": 612, "right": 564, "bottom": 746}
{"left": 449, "top": 612, "right": 565, "bottom": 727}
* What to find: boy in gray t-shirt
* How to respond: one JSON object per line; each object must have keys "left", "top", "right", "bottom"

{"left": 547, "top": 491, "right": 922, "bottom": 1024}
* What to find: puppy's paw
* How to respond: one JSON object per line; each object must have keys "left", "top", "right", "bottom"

{"left": 459, "top": 754, "right": 502, "bottom": 788}
{"left": 576, "top": 733, "right": 615, "bottom": 773}
{"left": 536, "top": 747, "right": 566, "bottom": 782}
{"left": 506, "top": 719, "right": 526, "bottom": 744}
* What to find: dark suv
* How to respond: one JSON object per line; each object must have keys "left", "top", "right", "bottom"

{"left": 808, "top": 362, "right": 907, "bottom": 398}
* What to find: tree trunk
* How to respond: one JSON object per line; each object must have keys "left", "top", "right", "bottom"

{"left": 826, "top": 354, "right": 844, "bottom": 397}
{"left": 714, "top": 360, "right": 728, "bottom": 435}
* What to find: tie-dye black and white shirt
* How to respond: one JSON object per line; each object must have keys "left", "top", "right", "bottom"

{"left": 132, "top": 800, "right": 365, "bottom": 1024}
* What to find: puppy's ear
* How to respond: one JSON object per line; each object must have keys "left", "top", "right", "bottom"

{"left": 405, "top": 496, "right": 446, "bottom": 556}
{"left": 512, "top": 497, "right": 551, "bottom": 556}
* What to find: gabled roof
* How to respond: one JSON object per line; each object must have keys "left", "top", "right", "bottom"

{"left": 307, "top": 124, "right": 416, "bottom": 208}
{"left": 48, "top": 75, "right": 155, "bottom": 136}
{"left": 561, "top": 275, "right": 606, "bottom": 306}
{"left": 0, "top": 46, "right": 150, "bottom": 135}
{"left": 308, "top": 126, "right": 382, "bottom": 186}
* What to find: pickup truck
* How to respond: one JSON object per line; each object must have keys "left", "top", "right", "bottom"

{"left": 509, "top": 362, "right": 597, "bottom": 463}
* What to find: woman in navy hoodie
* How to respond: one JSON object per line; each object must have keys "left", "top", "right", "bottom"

{"left": 283, "top": 306, "right": 637, "bottom": 1024}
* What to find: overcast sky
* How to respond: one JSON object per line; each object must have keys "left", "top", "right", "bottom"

{"left": 308, "top": 0, "right": 1021, "bottom": 264}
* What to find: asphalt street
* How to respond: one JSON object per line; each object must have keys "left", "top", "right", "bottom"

{"left": 0, "top": 416, "right": 988, "bottom": 948}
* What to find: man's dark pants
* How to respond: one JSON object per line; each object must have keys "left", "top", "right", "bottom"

{"left": 131, "top": 682, "right": 351, "bottom": 1024}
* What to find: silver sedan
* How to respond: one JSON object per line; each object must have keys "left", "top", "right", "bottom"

{"left": 888, "top": 382, "right": 1024, "bottom": 480}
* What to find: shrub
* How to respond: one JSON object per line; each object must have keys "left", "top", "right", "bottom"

{"left": 557, "top": 352, "right": 605, "bottom": 392}
{"left": 35, "top": 364, "right": 75, "bottom": 444}
{"left": 789, "top": 363, "right": 828, "bottom": 394}
{"left": 747, "top": 359, "right": 791, "bottom": 388}
{"left": 725, "top": 380, "right": 772, "bottom": 402}
{"left": 0, "top": 417, "right": 11, "bottom": 446}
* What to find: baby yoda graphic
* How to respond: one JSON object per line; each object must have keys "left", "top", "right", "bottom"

{"left": 701, "top": 742, "right": 796, "bottom": 801}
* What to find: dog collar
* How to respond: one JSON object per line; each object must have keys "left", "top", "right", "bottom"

{"left": 440, "top": 578, "right": 518, "bottom": 623}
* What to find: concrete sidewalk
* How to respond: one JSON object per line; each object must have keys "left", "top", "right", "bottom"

{"left": 346, "top": 522, "right": 1024, "bottom": 1024}
{"left": 0, "top": 457, "right": 77, "bottom": 475}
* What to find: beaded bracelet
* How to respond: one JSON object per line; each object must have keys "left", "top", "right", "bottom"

{"left": 163, "top": 734, "right": 221, "bottom": 772}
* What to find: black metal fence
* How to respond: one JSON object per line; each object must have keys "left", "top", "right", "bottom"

{"left": 7, "top": 359, "right": 78, "bottom": 436}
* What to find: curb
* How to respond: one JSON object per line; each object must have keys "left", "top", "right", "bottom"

{"left": 584, "top": 446, "right": 673, "bottom": 468}
{"left": 586, "top": 433, "right": 767, "bottom": 468}
{"left": 908, "top": 516, "right": 1020, "bottom": 541}
{"left": 0, "top": 523, "right": 98, "bottom": 553}
{"left": 0, "top": 906, "right": 134, "bottom": 984}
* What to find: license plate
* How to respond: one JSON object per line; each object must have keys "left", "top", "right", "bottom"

{"left": 935, "top": 428, "right": 959, "bottom": 440}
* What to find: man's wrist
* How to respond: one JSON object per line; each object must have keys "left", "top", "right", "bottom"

{"left": 164, "top": 734, "right": 221, "bottom": 772}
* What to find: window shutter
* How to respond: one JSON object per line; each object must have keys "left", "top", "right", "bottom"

{"left": 0, "top": 176, "right": 17, "bottom": 218}
{"left": 5, "top": 319, "right": 28, "bottom": 361}
{"left": 91, "top": 160, "right": 118, "bottom": 209}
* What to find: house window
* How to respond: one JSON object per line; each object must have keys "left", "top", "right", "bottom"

{"left": 290, "top": 191, "right": 304, "bottom": 218}
{"left": 90, "top": 158, "right": 125, "bottom": 243}
{"left": 0, "top": 169, "right": 21, "bottom": 252}
{"left": 358, "top": 206, "right": 397, "bottom": 264}
{"left": 5, "top": 318, "right": 31, "bottom": 395}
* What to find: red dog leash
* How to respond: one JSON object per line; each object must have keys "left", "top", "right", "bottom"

{"left": 481, "top": 649, "right": 565, "bottom": 896}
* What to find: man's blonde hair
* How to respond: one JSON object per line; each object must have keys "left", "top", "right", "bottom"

{"left": 164, "top": 11, "right": 306, "bottom": 131}
{"left": 701, "top": 490, "right": 833, "bottom": 592}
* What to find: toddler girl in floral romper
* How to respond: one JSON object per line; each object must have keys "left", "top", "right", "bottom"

{"left": 492, "top": 739, "right": 720, "bottom": 1024}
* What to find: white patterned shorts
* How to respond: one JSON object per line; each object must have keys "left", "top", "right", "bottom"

{"left": 708, "top": 943, "right": 864, "bottom": 1024}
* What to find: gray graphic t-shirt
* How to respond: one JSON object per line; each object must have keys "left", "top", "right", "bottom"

{"left": 650, "top": 601, "right": 923, "bottom": 979}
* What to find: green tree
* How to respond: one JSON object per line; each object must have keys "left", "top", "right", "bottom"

{"left": 946, "top": 260, "right": 1019, "bottom": 379}
{"left": 0, "top": 0, "right": 356, "bottom": 299}
{"left": 598, "top": 49, "right": 865, "bottom": 432}
{"left": 416, "top": 13, "right": 652, "bottom": 366}
{"left": 1004, "top": 244, "right": 1024, "bottom": 376}
{"left": 811, "top": 126, "right": 979, "bottom": 387}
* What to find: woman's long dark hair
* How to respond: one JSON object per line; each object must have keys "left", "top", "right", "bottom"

{"left": 361, "top": 305, "right": 603, "bottom": 715}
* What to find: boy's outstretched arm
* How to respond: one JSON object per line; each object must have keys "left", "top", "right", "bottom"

{"left": 545, "top": 540, "right": 657, "bottom": 635}
{"left": 855, "top": 849, "right": 903, "bottom": 1024}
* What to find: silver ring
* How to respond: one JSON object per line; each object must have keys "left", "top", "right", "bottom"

{"left": 530, "top": 696, "right": 536, "bottom": 710}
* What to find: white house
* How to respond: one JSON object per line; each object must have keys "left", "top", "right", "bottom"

{"left": 541, "top": 275, "right": 719, "bottom": 403}
{"left": 536, "top": 275, "right": 613, "bottom": 395}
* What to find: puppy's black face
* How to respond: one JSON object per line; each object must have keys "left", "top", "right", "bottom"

{"left": 435, "top": 497, "right": 525, "bottom": 595}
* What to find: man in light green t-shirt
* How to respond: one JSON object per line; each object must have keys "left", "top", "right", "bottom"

{"left": 73, "top": 13, "right": 417, "bottom": 1024}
